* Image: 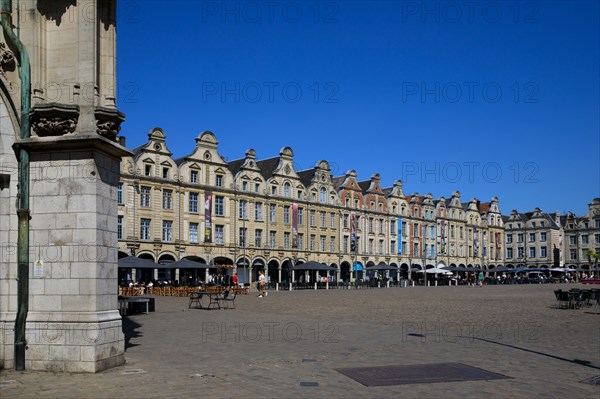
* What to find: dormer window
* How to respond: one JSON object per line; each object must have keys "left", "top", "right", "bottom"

{"left": 144, "top": 164, "right": 152, "bottom": 176}
{"left": 190, "top": 170, "right": 198, "bottom": 183}
{"left": 242, "top": 181, "right": 248, "bottom": 192}
{"left": 216, "top": 175, "right": 223, "bottom": 187}
{"left": 162, "top": 167, "right": 169, "bottom": 179}
{"left": 283, "top": 183, "right": 291, "bottom": 197}
{"left": 271, "top": 185, "right": 277, "bottom": 195}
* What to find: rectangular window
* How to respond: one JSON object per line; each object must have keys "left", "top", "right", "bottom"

{"left": 239, "top": 228, "right": 247, "bottom": 248}
{"left": 368, "top": 239, "right": 374, "bottom": 254}
{"left": 595, "top": 233, "right": 600, "bottom": 244}
{"left": 507, "top": 248, "right": 513, "bottom": 259}
{"left": 284, "top": 206, "right": 290, "bottom": 224}
{"left": 320, "top": 236, "right": 326, "bottom": 251}
{"left": 506, "top": 234, "right": 513, "bottom": 243}
{"left": 117, "top": 215, "right": 123, "bottom": 240}
{"left": 570, "top": 249, "right": 577, "bottom": 260}
{"left": 190, "top": 170, "right": 198, "bottom": 183}
{"left": 541, "top": 246, "right": 547, "bottom": 258}
{"left": 369, "top": 218, "right": 374, "bottom": 233}
{"left": 310, "top": 235, "right": 315, "bottom": 251}
{"left": 529, "top": 233, "right": 535, "bottom": 242}
{"left": 271, "top": 185, "right": 277, "bottom": 195}
{"left": 239, "top": 200, "right": 247, "bottom": 219}
{"left": 117, "top": 183, "right": 123, "bottom": 205}
{"left": 402, "top": 221, "right": 407, "bottom": 237}
{"left": 189, "top": 222, "right": 198, "bottom": 243}
{"left": 216, "top": 175, "right": 223, "bottom": 187}
{"left": 298, "top": 208, "right": 303, "bottom": 225}
{"left": 140, "top": 186, "right": 151, "bottom": 207}
{"left": 517, "top": 247, "right": 524, "bottom": 258}
{"left": 529, "top": 247, "right": 536, "bottom": 258}
{"left": 569, "top": 236, "right": 576, "bottom": 245}
{"left": 582, "top": 235, "right": 589, "bottom": 244}
{"left": 390, "top": 220, "right": 396, "bottom": 235}
{"left": 270, "top": 231, "right": 276, "bottom": 249}
{"left": 163, "top": 221, "right": 173, "bottom": 242}
{"left": 270, "top": 204, "right": 277, "bottom": 222}
{"left": 320, "top": 211, "right": 326, "bottom": 228}
{"left": 379, "top": 239, "right": 384, "bottom": 255}
{"left": 310, "top": 210, "right": 316, "bottom": 227}
{"left": 284, "top": 233, "right": 291, "bottom": 249}
{"left": 215, "top": 196, "right": 224, "bottom": 216}
{"left": 255, "top": 183, "right": 260, "bottom": 193}
{"left": 344, "top": 235, "right": 349, "bottom": 253}
{"left": 189, "top": 192, "right": 198, "bottom": 213}
{"left": 255, "top": 202, "right": 263, "bottom": 221}
{"left": 379, "top": 219, "right": 384, "bottom": 234}
{"left": 140, "top": 218, "right": 151, "bottom": 240}
{"left": 255, "top": 229, "right": 263, "bottom": 247}
{"left": 517, "top": 233, "right": 524, "bottom": 243}
{"left": 540, "top": 232, "right": 546, "bottom": 242}
{"left": 242, "top": 181, "right": 248, "bottom": 192}
{"left": 162, "top": 189, "right": 172, "bottom": 210}
{"left": 390, "top": 240, "right": 395, "bottom": 254}
{"left": 298, "top": 233, "right": 303, "bottom": 250}
{"left": 343, "top": 214, "right": 348, "bottom": 228}
{"left": 330, "top": 213, "right": 336, "bottom": 229}
{"left": 413, "top": 223, "right": 419, "bottom": 237}
{"left": 330, "top": 236, "right": 335, "bottom": 252}
{"left": 162, "top": 167, "right": 169, "bottom": 179}
{"left": 144, "top": 164, "right": 152, "bottom": 176}
{"left": 215, "top": 225, "right": 224, "bottom": 245}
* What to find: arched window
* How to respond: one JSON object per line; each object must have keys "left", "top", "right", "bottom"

{"left": 283, "top": 182, "right": 290, "bottom": 197}
{"left": 320, "top": 187, "right": 326, "bottom": 203}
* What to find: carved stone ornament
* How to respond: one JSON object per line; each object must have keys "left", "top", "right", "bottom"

{"left": 0, "top": 42, "right": 15, "bottom": 73}
{"left": 30, "top": 103, "right": 79, "bottom": 137}
{"left": 95, "top": 107, "right": 125, "bottom": 141}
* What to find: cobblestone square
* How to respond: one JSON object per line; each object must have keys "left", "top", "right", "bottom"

{"left": 1, "top": 284, "right": 599, "bottom": 398}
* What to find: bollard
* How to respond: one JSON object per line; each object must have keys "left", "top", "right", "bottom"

{"left": 435, "top": 280, "right": 438, "bottom": 287}
{"left": 276, "top": 283, "right": 279, "bottom": 291}
{"left": 386, "top": 281, "right": 390, "bottom": 288}
{"left": 326, "top": 281, "right": 329, "bottom": 290}
{"left": 289, "top": 282, "right": 292, "bottom": 291}
{"left": 411, "top": 281, "right": 415, "bottom": 287}
{"left": 314, "top": 282, "right": 317, "bottom": 290}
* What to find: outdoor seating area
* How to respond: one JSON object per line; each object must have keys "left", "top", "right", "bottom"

{"left": 553, "top": 288, "right": 600, "bottom": 309}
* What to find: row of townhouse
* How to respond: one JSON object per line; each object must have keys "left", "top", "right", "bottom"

{"left": 503, "top": 200, "right": 600, "bottom": 270}
{"left": 116, "top": 128, "right": 599, "bottom": 283}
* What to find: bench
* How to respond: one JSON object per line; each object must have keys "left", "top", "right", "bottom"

{"left": 119, "top": 296, "right": 150, "bottom": 316}
{"left": 220, "top": 290, "right": 237, "bottom": 309}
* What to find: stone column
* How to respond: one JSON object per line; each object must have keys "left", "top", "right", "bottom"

{"left": 0, "top": 0, "right": 129, "bottom": 372}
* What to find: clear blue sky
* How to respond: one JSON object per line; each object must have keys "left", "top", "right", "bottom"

{"left": 116, "top": 1, "right": 599, "bottom": 216}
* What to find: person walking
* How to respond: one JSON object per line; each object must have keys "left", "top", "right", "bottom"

{"left": 258, "top": 271, "right": 267, "bottom": 297}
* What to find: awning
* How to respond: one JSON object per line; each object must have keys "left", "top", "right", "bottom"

{"left": 294, "top": 261, "right": 335, "bottom": 271}
{"left": 118, "top": 256, "right": 158, "bottom": 269}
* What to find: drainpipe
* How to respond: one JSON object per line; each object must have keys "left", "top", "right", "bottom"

{"left": 1, "top": 0, "right": 32, "bottom": 371}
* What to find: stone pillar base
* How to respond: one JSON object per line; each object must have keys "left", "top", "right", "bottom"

{"left": 1, "top": 311, "right": 124, "bottom": 372}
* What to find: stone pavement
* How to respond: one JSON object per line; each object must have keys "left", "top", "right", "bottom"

{"left": 1, "top": 284, "right": 599, "bottom": 398}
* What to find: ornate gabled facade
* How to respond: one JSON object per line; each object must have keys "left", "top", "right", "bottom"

{"left": 115, "top": 127, "right": 600, "bottom": 285}
{"left": 116, "top": 129, "right": 523, "bottom": 284}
